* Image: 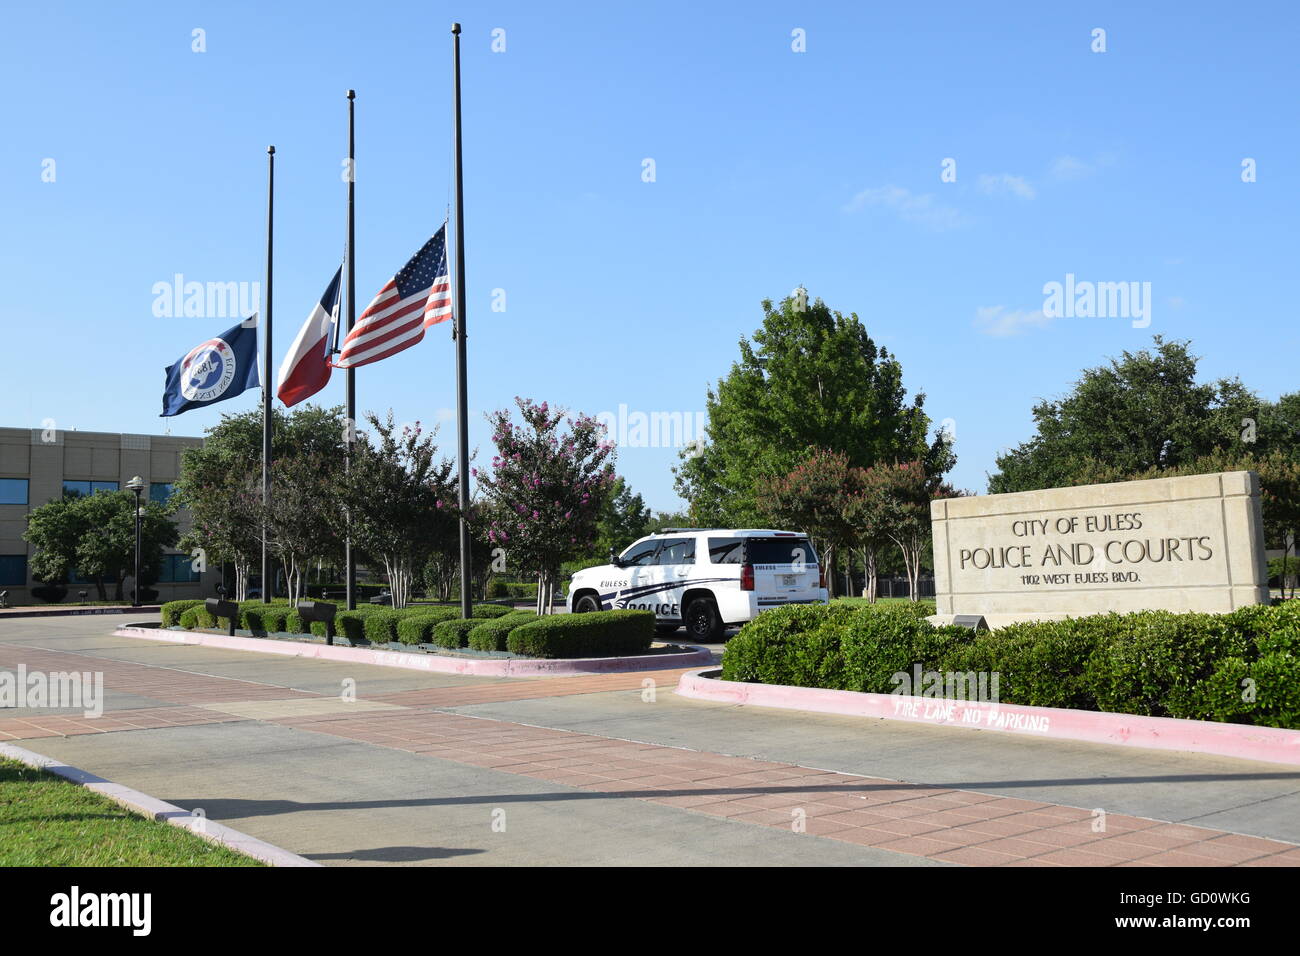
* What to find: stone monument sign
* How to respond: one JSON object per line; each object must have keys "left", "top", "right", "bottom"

{"left": 930, "top": 471, "right": 1269, "bottom": 626}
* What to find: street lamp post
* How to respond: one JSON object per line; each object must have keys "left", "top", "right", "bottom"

{"left": 126, "top": 476, "right": 144, "bottom": 607}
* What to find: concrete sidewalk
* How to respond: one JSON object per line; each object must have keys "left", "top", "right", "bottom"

{"left": 2, "top": 615, "right": 1298, "bottom": 866}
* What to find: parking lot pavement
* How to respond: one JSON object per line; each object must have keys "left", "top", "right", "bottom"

{"left": 3, "top": 615, "right": 1299, "bottom": 867}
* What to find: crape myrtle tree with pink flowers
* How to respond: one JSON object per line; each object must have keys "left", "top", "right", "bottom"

{"left": 476, "top": 398, "right": 618, "bottom": 615}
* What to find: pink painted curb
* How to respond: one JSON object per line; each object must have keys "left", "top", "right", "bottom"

{"left": 112, "top": 625, "right": 713, "bottom": 675}
{"left": 0, "top": 742, "right": 320, "bottom": 867}
{"left": 0, "top": 605, "right": 163, "bottom": 619}
{"left": 675, "top": 668, "right": 1300, "bottom": 767}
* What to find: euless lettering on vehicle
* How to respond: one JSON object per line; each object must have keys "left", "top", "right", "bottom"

{"left": 568, "top": 529, "right": 828, "bottom": 642}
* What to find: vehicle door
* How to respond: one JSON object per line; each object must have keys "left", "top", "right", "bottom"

{"left": 649, "top": 536, "right": 696, "bottom": 621}
{"left": 614, "top": 538, "right": 661, "bottom": 610}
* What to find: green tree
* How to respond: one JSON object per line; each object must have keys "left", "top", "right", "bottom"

{"left": 258, "top": 452, "right": 342, "bottom": 604}
{"left": 989, "top": 337, "right": 1262, "bottom": 492}
{"left": 755, "top": 448, "right": 863, "bottom": 597}
{"left": 174, "top": 404, "right": 347, "bottom": 599}
{"left": 593, "top": 477, "right": 652, "bottom": 559}
{"left": 25, "top": 490, "right": 178, "bottom": 601}
{"left": 861, "top": 461, "right": 957, "bottom": 602}
{"left": 675, "top": 291, "right": 940, "bottom": 524}
{"left": 335, "top": 413, "right": 457, "bottom": 609}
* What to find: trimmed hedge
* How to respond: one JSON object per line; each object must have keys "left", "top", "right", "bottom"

{"left": 506, "top": 610, "right": 654, "bottom": 659}
{"left": 168, "top": 598, "right": 477, "bottom": 642}
{"left": 471, "top": 603, "right": 514, "bottom": 619}
{"left": 242, "top": 604, "right": 292, "bottom": 634}
{"left": 720, "top": 601, "right": 1300, "bottom": 730}
{"left": 432, "top": 619, "right": 480, "bottom": 649}
{"left": 396, "top": 607, "right": 463, "bottom": 645}
{"left": 161, "top": 599, "right": 204, "bottom": 627}
{"left": 467, "top": 611, "right": 538, "bottom": 652}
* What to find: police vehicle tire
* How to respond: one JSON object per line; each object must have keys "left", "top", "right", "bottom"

{"left": 684, "top": 598, "right": 722, "bottom": 642}
{"left": 574, "top": 594, "right": 601, "bottom": 614}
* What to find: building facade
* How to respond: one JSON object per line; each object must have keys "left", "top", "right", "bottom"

{"left": 0, "top": 426, "right": 219, "bottom": 604}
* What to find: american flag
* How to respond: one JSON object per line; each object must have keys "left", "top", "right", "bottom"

{"left": 334, "top": 224, "right": 452, "bottom": 369}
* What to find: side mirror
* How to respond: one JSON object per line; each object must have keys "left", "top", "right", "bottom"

{"left": 608, "top": 547, "right": 622, "bottom": 567}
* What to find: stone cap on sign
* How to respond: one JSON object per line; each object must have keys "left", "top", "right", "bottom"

{"left": 932, "top": 471, "right": 1259, "bottom": 521}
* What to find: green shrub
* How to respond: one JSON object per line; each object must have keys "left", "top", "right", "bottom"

{"left": 283, "top": 610, "right": 328, "bottom": 637}
{"left": 432, "top": 619, "right": 480, "bottom": 649}
{"left": 395, "top": 607, "right": 461, "bottom": 645}
{"left": 471, "top": 603, "right": 514, "bottom": 619}
{"left": 361, "top": 610, "right": 403, "bottom": 644}
{"left": 161, "top": 599, "right": 204, "bottom": 627}
{"left": 506, "top": 610, "right": 653, "bottom": 658}
{"left": 188, "top": 602, "right": 235, "bottom": 630}
{"left": 178, "top": 607, "right": 199, "bottom": 629}
{"left": 720, "top": 601, "right": 1300, "bottom": 729}
{"left": 335, "top": 609, "right": 380, "bottom": 642}
{"left": 242, "top": 604, "right": 293, "bottom": 634}
{"left": 468, "top": 611, "right": 537, "bottom": 652}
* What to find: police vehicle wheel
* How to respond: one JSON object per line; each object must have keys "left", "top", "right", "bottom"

{"left": 574, "top": 594, "right": 601, "bottom": 614}
{"left": 684, "top": 598, "right": 722, "bottom": 642}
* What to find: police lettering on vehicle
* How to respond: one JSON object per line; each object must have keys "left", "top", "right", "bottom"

{"left": 616, "top": 601, "right": 680, "bottom": 616}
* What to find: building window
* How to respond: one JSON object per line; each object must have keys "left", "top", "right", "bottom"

{"left": 150, "top": 482, "right": 175, "bottom": 504}
{"left": 0, "top": 554, "right": 28, "bottom": 586}
{"left": 69, "top": 567, "right": 98, "bottom": 586}
{"left": 0, "top": 478, "right": 28, "bottom": 505}
{"left": 159, "top": 554, "right": 200, "bottom": 584}
{"left": 63, "top": 480, "right": 120, "bottom": 498}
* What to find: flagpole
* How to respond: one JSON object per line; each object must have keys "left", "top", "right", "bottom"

{"left": 451, "top": 23, "right": 473, "bottom": 619}
{"left": 262, "top": 145, "right": 274, "bottom": 605}
{"left": 344, "top": 89, "right": 358, "bottom": 611}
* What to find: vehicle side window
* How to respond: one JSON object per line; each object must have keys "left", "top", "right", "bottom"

{"left": 654, "top": 537, "right": 695, "bottom": 565}
{"left": 620, "top": 540, "right": 660, "bottom": 566}
{"left": 707, "top": 538, "right": 744, "bottom": 564}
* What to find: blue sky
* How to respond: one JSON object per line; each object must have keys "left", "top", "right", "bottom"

{"left": 2, "top": 1, "right": 1296, "bottom": 510}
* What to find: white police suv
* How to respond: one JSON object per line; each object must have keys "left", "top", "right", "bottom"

{"left": 567, "top": 529, "right": 829, "bottom": 642}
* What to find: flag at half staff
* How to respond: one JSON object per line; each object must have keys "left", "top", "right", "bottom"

{"left": 277, "top": 266, "right": 342, "bottom": 407}
{"left": 333, "top": 224, "right": 452, "bottom": 369}
{"left": 161, "top": 318, "right": 261, "bottom": 417}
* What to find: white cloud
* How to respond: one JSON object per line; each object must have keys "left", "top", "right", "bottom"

{"left": 1049, "top": 153, "right": 1116, "bottom": 182}
{"left": 1050, "top": 155, "right": 1093, "bottom": 180}
{"left": 977, "top": 173, "right": 1036, "bottom": 199}
{"left": 975, "top": 305, "right": 1053, "bottom": 337}
{"left": 844, "top": 185, "right": 966, "bottom": 231}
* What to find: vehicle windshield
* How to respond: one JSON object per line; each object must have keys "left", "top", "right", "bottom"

{"left": 619, "top": 539, "right": 659, "bottom": 566}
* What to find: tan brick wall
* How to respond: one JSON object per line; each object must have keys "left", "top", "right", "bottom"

{"left": 0, "top": 427, "right": 217, "bottom": 604}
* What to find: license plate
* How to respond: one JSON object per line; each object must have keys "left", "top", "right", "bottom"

{"left": 781, "top": 574, "right": 797, "bottom": 586}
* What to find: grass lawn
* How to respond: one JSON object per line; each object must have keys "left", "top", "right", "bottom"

{"left": 0, "top": 759, "right": 262, "bottom": 866}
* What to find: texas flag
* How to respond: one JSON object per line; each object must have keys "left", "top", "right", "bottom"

{"left": 277, "top": 267, "right": 342, "bottom": 407}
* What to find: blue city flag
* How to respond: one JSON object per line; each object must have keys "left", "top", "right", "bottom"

{"left": 161, "top": 317, "right": 262, "bottom": 417}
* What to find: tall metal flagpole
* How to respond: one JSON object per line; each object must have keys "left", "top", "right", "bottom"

{"left": 261, "top": 145, "right": 274, "bottom": 605}
{"left": 452, "top": 23, "right": 473, "bottom": 619}
{"left": 344, "top": 90, "right": 358, "bottom": 611}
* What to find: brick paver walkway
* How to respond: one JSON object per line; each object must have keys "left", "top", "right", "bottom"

{"left": 3, "top": 636, "right": 1298, "bottom": 866}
